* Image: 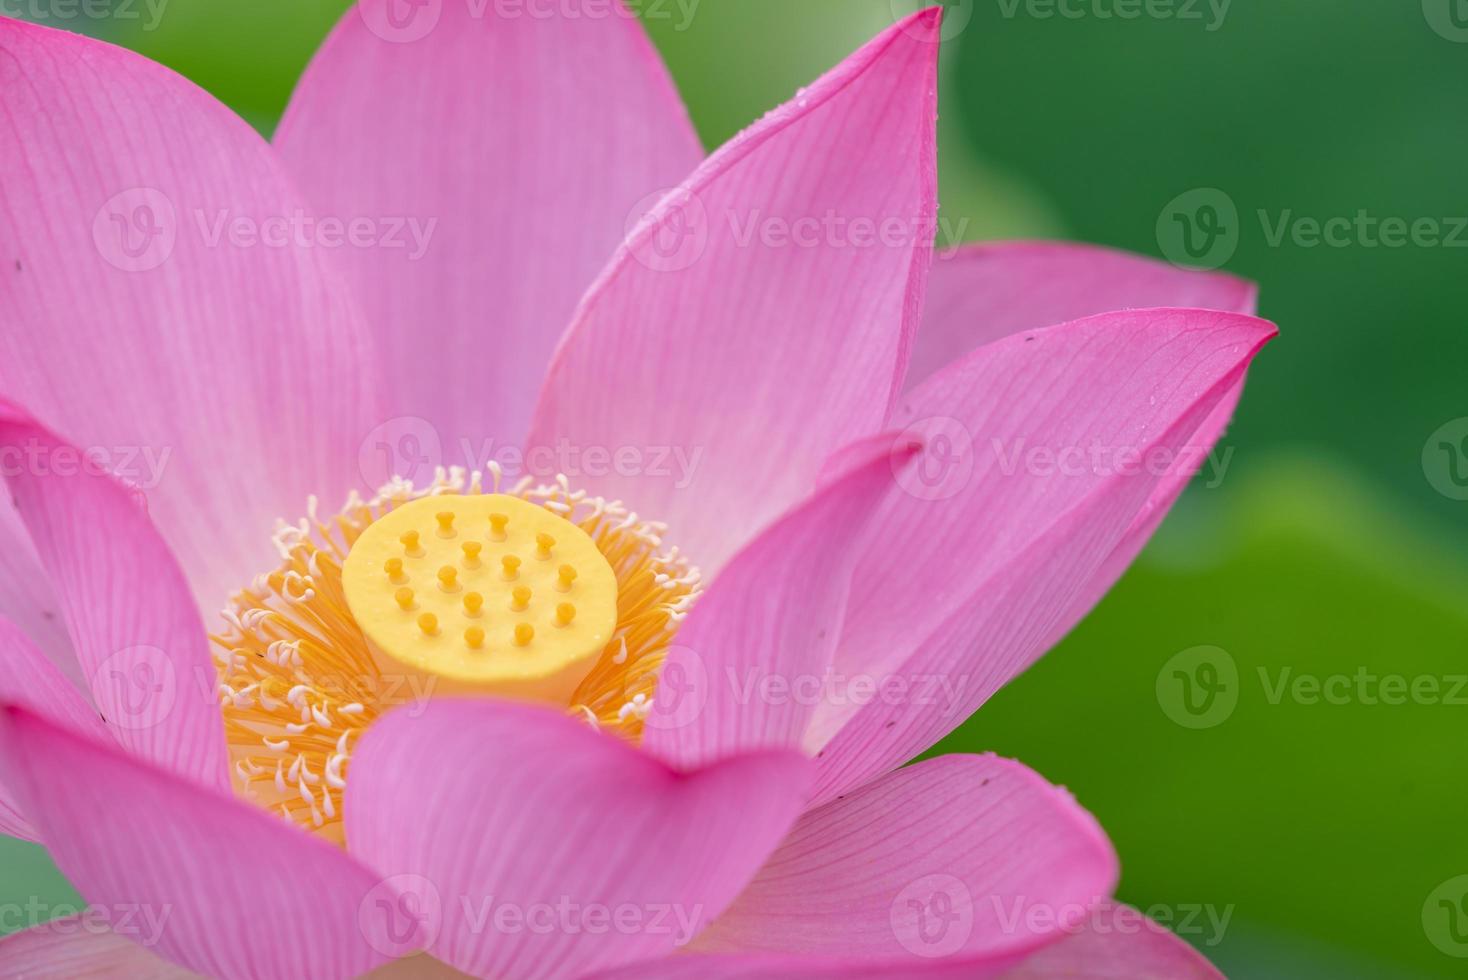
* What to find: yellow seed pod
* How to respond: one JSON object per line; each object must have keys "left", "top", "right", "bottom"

{"left": 341, "top": 493, "right": 617, "bottom": 703}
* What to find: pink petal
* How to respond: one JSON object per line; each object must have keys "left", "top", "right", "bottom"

{"left": 0, "top": 19, "right": 380, "bottom": 616}
{"left": 907, "top": 242, "right": 1258, "bottom": 391}
{"left": 0, "top": 706, "right": 394, "bottom": 980}
{"left": 911, "top": 243, "right": 1259, "bottom": 662}
{"left": 1002, "top": 903, "right": 1224, "bottom": 979}
{"left": 590, "top": 953, "right": 1000, "bottom": 979}
{"left": 808, "top": 310, "right": 1276, "bottom": 804}
{"left": 527, "top": 10, "right": 941, "bottom": 573}
{"left": 0, "top": 505, "right": 72, "bottom": 681}
{"left": 274, "top": 0, "right": 702, "bottom": 452}
{"left": 0, "top": 771, "right": 31, "bottom": 842}
{"left": 345, "top": 699, "right": 810, "bottom": 979}
{"left": 591, "top": 903, "right": 1223, "bottom": 980}
{"left": 0, "top": 919, "right": 194, "bottom": 979}
{"left": 692, "top": 755, "right": 1116, "bottom": 969}
{"left": 0, "top": 617, "right": 110, "bottom": 841}
{"left": 644, "top": 436, "right": 915, "bottom": 771}
{"left": 0, "top": 406, "right": 227, "bottom": 790}
{"left": 1043, "top": 378, "right": 1245, "bottom": 655}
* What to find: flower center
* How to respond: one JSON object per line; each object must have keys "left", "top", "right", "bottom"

{"left": 341, "top": 493, "right": 619, "bottom": 703}
{"left": 212, "top": 467, "right": 701, "bottom": 841}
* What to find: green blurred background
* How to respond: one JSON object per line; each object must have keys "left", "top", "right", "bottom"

{"left": 4, "top": 1, "right": 1466, "bottom": 976}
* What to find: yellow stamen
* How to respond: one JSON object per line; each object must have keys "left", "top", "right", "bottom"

{"left": 213, "top": 469, "right": 700, "bottom": 843}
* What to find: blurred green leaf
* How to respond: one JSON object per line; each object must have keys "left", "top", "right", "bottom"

{"left": 944, "top": 0, "right": 1468, "bottom": 530}
{"left": 0, "top": 839, "right": 82, "bottom": 935}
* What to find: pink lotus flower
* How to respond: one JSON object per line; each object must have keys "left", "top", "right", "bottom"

{"left": 0, "top": 4, "right": 1273, "bottom": 977}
